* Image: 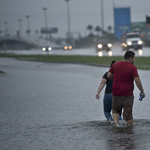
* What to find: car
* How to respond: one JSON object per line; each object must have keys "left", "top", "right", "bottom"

{"left": 96, "top": 39, "right": 112, "bottom": 51}
{"left": 121, "top": 32, "right": 143, "bottom": 50}
{"left": 42, "top": 46, "right": 52, "bottom": 52}
{"left": 63, "top": 45, "right": 72, "bottom": 50}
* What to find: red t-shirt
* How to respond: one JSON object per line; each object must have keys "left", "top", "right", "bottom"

{"left": 109, "top": 61, "right": 139, "bottom": 96}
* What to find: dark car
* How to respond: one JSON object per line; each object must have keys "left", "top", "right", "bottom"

{"left": 63, "top": 45, "right": 72, "bottom": 50}
{"left": 96, "top": 39, "right": 112, "bottom": 51}
{"left": 42, "top": 46, "right": 52, "bottom": 52}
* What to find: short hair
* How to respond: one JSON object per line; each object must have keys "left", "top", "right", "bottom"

{"left": 124, "top": 51, "right": 135, "bottom": 59}
{"left": 110, "top": 60, "right": 116, "bottom": 67}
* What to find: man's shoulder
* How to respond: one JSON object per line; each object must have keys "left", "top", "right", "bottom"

{"left": 113, "top": 61, "right": 123, "bottom": 66}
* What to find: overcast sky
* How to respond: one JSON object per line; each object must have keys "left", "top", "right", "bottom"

{"left": 0, "top": 0, "right": 150, "bottom": 38}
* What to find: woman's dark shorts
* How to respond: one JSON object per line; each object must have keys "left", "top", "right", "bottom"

{"left": 112, "top": 95, "right": 134, "bottom": 121}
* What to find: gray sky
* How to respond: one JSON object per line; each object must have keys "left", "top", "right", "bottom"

{"left": 0, "top": 0, "right": 150, "bottom": 38}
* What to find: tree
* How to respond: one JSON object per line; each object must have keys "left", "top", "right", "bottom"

{"left": 95, "top": 26, "right": 101, "bottom": 36}
{"left": 107, "top": 25, "right": 112, "bottom": 33}
{"left": 87, "top": 25, "right": 93, "bottom": 35}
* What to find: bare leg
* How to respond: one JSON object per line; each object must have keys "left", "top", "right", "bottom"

{"left": 113, "top": 113, "right": 119, "bottom": 125}
{"left": 126, "top": 119, "right": 133, "bottom": 126}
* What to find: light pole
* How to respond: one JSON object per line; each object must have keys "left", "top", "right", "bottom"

{"left": 18, "top": 19, "right": 22, "bottom": 37}
{"left": 65, "top": 0, "right": 71, "bottom": 44}
{"left": 113, "top": 0, "right": 115, "bottom": 34}
{"left": 0, "top": 25, "right": 1, "bottom": 37}
{"left": 113, "top": 0, "right": 115, "bottom": 7}
{"left": 26, "top": 15, "right": 30, "bottom": 36}
{"left": 43, "top": 7, "right": 48, "bottom": 40}
{"left": 101, "top": 0, "right": 104, "bottom": 36}
{"left": 4, "top": 22, "right": 8, "bottom": 35}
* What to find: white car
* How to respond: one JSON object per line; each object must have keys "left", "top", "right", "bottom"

{"left": 122, "top": 32, "right": 143, "bottom": 50}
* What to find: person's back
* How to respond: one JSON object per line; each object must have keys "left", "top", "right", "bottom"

{"left": 110, "top": 61, "right": 139, "bottom": 96}
{"left": 107, "top": 50, "right": 145, "bottom": 126}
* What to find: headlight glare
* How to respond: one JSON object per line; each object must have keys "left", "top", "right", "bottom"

{"left": 42, "top": 47, "right": 46, "bottom": 51}
{"left": 64, "top": 46, "right": 68, "bottom": 50}
{"left": 69, "top": 46, "right": 72, "bottom": 49}
{"left": 48, "top": 47, "right": 52, "bottom": 51}
{"left": 138, "top": 40, "right": 143, "bottom": 45}
{"left": 108, "top": 43, "right": 112, "bottom": 47}
{"left": 127, "top": 41, "right": 132, "bottom": 45}
{"left": 98, "top": 44, "right": 102, "bottom": 48}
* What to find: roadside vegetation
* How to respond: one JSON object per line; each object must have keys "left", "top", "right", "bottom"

{"left": 0, "top": 53, "right": 150, "bottom": 70}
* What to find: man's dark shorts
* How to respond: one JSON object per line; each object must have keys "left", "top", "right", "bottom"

{"left": 112, "top": 95, "right": 134, "bottom": 121}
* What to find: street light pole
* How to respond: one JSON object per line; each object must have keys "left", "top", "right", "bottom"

{"left": 113, "top": 0, "right": 115, "bottom": 34}
{"left": 18, "top": 19, "right": 22, "bottom": 37}
{"left": 65, "top": 0, "right": 71, "bottom": 44}
{"left": 101, "top": 0, "right": 104, "bottom": 36}
{"left": 43, "top": 7, "right": 48, "bottom": 40}
{"left": 26, "top": 15, "right": 30, "bottom": 36}
{"left": 4, "top": 22, "right": 8, "bottom": 35}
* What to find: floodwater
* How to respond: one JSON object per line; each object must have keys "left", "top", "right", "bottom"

{"left": 0, "top": 58, "right": 150, "bottom": 150}
{"left": 1, "top": 45, "right": 150, "bottom": 57}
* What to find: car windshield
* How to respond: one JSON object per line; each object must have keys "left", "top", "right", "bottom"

{"left": 98, "top": 40, "right": 108, "bottom": 43}
{"left": 126, "top": 34, "right": 140, "bottom": 38}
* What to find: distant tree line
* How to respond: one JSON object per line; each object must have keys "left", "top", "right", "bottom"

{"left": 74, "top": 24, "right": 119, "bottom": 48}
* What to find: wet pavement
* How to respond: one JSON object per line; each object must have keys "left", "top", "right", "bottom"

{"left": 1, "top": 45, "right": 150, "bottom": 57}
{"left": 0, "top": 58, "right": 150, "bottom": 150}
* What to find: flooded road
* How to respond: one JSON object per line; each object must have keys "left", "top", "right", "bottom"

{"left": 0, "top": 58, "right": 150, "bottom": 150}
{"left": 1, "top": 44, "right": 150, "bottom": 57}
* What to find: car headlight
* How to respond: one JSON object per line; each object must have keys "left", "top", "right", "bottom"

{"left": 48, "top": 47, "right": 52, "bottom": 51}
{"left": 69, "top": 46, "right": 72, "bottom": 49}
{"left": 107, "top": 43, "right": 112, "bottom": 48}
{"left": 138, "top": 40, "right": 143, "bottom": 45}
{"left": 127, "top": 41, "right": 132, "bottom": 45}
{"left": 42, "top": 47, "right": 46, "bottom": 51}
{"left": 97, "top": 44, "right": 102, "bottom": 48}
{"left": 64, "top": 46, "right": 68, "bottom": 50}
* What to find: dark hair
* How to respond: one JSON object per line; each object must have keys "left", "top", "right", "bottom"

{"left": 110, "top": 60, "right": 116, "bottom": 67}
{"left": 124, "top": 51, "right": 135, "bottom": 59}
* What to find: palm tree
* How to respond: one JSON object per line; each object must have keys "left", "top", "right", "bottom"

{"left": 107, "top": 25, "right": 112, "bottom": 33}
{"left": 87, "top": 25, "right": 93, "bottom": 35}
{"left": 95, "top": 26, "right": 101, "bottom": 36}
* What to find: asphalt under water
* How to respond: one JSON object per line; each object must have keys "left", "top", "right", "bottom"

{"left": 0, "top": 58, "right": 150, "bottom": 150}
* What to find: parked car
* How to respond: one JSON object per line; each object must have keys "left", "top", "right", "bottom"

{"left": 42, "top": 46, "right": 52, "bottom": 52}
{"left": 96, "top": 39, "right": 112, "bottom": 51}
{"left": 121, "top": 32, "right": 143, "bottom": 50}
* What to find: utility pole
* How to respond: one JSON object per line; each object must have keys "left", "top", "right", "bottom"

{"left": 26, "top": 15, "right": 30, "bottom": 36}
{"left": 101, "top": 0, "right": 104, "bottom": 36}
{"left": 4, "top": 22, "right": 8, "bottom": 35}
{"left": 65, "top": 0, "right": 71, "bottom": 44}
{"left": 18, "top": 19, "right": 22, "bottom": 37}
{"left": 43, "top": 7, "right": 48, "bottom": 40}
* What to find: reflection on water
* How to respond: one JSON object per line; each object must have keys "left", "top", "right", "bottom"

{"left": 98, "top": 49, "right": 143, "bottom": 57}
{"left": 108, "top": 50, "right": 112, "bottom": 56}
{"left": 98, "top": 50, "right": 113, "bottom": 57}
{"left": 98, "top": 51, "right": 103, "bottom": 57}
{"left": 1, "top": 119, "right": 150, "bottom": 149}
{"left": 138, "top": 49, "right": 143, "bottom": 56}
{"left": 42, "top": 51, "right": 52, "bottom": 55}
{"left": 57, "top": 119, "right": 150, "bottom": 150}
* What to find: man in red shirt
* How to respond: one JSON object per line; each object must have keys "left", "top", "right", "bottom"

{"left": 107, "top": 51, "right": 145, "bottom": 126}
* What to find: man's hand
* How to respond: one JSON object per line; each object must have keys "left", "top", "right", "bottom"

{"left": 134, "top": 77, "right": 145, "bottom": 98}
{"left": 140, "top": 91, "right": 145, "bottom": 98}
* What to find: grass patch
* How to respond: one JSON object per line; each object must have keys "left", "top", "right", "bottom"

{"left": 0, "top": 53, "right": 150, "bottom": 70}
